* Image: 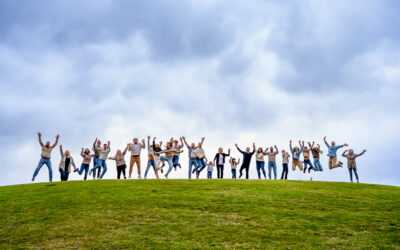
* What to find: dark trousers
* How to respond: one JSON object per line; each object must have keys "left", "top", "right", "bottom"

{"left": 59, "top": 169, "right": 69, "bottom": 181}
{"left": 217, "top": 164, "right": 224, "bottom": 179}
{"left": 117, "top": 164, "right": 127, "bottom": 179}
{"left": 281, "top": 163, "right": 288, "bottom": 180}
{"left": 239, "top": 164, "right": 250, "bottom": 179}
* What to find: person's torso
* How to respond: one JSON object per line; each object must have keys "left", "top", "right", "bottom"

{"left": 282, "top": 153, "right": 290, "bottom": 163}
{"left": 82, "top": 153, "right": 93, "bottom": 164}
{"left": 41, "top": 146, "right": 53, "bottom": 158}
{"left": 115, "top": 154, "right": 126, "bottom": 166}
{"left": 303, "top": 149, "right": 310, "bottom": 160}
{"left": 99, "top": 149, "right": 110, "bottom": 160}
{"left": 195, "top": 148, "right": 205, "bottom": 159}
{"left": 311, "top": 149, "right": 320, "bottom": 159}
{"left": 172, "top": 145, "right": 182, "bottom": 156}
{"left": 207, "top": 164, "right": 214, "bottom": 171}
{"left": 256, "top": 152, "right": 265, "bottom": 161}
{"left": 217, "top": 154, "right": 224, "bottom": 164}
{"left": 130, "top": 143, "right": 143, "bottom": 155}
{"left": 59, "top": 156, "right": 73, "bottom": 171}
{"left": 267, "top": 152, "right": 276, "bottom": 162}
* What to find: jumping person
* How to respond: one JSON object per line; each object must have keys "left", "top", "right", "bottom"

{"left": 266, "top": 145, "right": 279, "bottom": 180}
{"left": 235, "top": 143, "right": 256, "bottom": 179}
{"left": 32, "top": 132, "right": 59, "bottom": 182}
{"left": 128, "top": 138, "right": 145, "bottom": 179}
{"left": 144, "top": 136, "right": 161, "bottom": 179}
{"left": 299, "top": 141, "right": 314, "bottom": 174}
{"left": 108, "top": 145, "right": 129, "bottom": 179}
{"left": 207, "top": 161, "right": 214, "bottom": 179}
{"left": 75, "top": 148, "right": 94, "bottom": 180}
{"left": 193, "top": 137, "right": 207, "bottom": 179}
{"left": 155, "top": 142, "right": 183, "bottom": 179}
{"left": 281, "top": 150, "right": 290, "bottom": 180}
{"left": 289, "top": 140, "right": 303, "bottom": 171}
{"left": 152, "top": 137, "right": 163, "bottom": 176}
{"left": 229, "top": 157, "right": 240, "bottom": 179}
{"left": 89, "top": 141, "right": 110, "bottom": 179}
{"left": 342, "top": 149, "right": 366, "bottom": 183}
{"left": 324, "top": 136, "right": 348, "bottom": 169}
{"left": 213, "top": 148, "right": 231, "bottom": 179}
{"left": 255, "top": 147, "right": 267, "bottom": 179}
{"left": 182, "top": 136, "right": 197, "bottom": 179}
{"left": 92, "top": 138, "right": 102, "bottom": 180}
{"left": 171, "top": 137, "right": 184, "bottom": 170}
{"left": 308, "top": 141, "right": 323, "bottom": 172}
{"left": 58, "top": 145, "right": 76, "bottom": 181}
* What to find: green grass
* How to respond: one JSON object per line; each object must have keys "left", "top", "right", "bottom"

{"left": 0, "top": 180, "right": 399, "bottom": 249}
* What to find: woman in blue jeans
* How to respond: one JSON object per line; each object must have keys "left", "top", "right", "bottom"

{"left": 342, "top": 149, "right": 366, "bottom": 183}
{"left": 155, "top": 142, "right": 183, "bottom": 179}
{"left": 58, "top": 145, "right": 77, "bottom": 181}
{"left": 255, "top": 147, "right": 267, "bottom": 179}
{"left": 89, "top": 141, "right": 110, "bottom": 179}
{"left": 75, "top": 148, "right": 94, "bottom": 180}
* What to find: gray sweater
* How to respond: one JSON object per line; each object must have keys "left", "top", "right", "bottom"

{"left": 342, "top": 151, "right": 365, "bottom": 169}
{"left": 59, "top": 148, "right": 76, "bottom": 173}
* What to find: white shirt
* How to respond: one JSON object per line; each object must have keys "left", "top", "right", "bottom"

{"left": 207, "top": 164, "right": 214, "bottom": 171}
{"left": 218, "top": 154, "right": 224, "bottom": 165}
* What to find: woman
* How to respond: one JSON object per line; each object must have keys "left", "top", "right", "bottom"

{"left": 155, "top": 142, "right": 183, "bottom": 179}
{"left": 213, "top": 147, "right": 231, "bottom": 179}
{"left": 255, "top": 147, "right": 267, "bottom": 179}
{"left": 193, "top": 137, "right": 207, "bottom": 179}
{"left": 89, "top": 141, "right": 111, "bottom": 179}
{"left": 300, "top": 141, "right": 314, "bottom": 174}
{"left": 109, "top": 145, "right": 129, "bottom": 179}
{"left": 59, "top": 145, "right": 76, "bottom": 181}
{"left": 75, "top": 148, "right": 94, "bottom": 180}
{"left": 308, "top": 141, "right": 323, "bottom": 172}
{"left": 229, "top": 157, "right": 240, "bottom": 179}
{"left": 289, "top": 140, "right": 303, "bottom": 171}
{"left": 281, "top": 150, "right": 290, "bottom": 180}
{"left": 144, "top": 136, "right": 161, "bottom": 179}
{"left": 266, "top": 145, "right": 279, "bottom": 180}
{"left": 342, "top": 149, "right": 366, "bottom": 183}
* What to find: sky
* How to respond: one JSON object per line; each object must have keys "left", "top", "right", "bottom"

{"left": 0, "top": 0, "right": 399, "bottom": 186}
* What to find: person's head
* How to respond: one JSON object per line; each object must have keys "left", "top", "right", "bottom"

{"left": 257, "top": 147, "right": 263, "bottom": 153}
{"left": 232, "top": 158, "right": 236, "bottom": 163}
{"left": 304, "top": 146, "right": 308, "bottom": 150}
{"left": 281, "top": 150, "right": 286, "bottom": 154}
{"left": 191, "top": 143, "right": 196, "bottom": 148}
{"left": 155, "top": 144, "right": 160, "bottom": 149}
{"left": 314, "top": 147, "right": 320, "bottom": 152}
{"left": 45, "top": 141, "right": 50, "bottom": 147}
{"left": 97, "top": 140, "right": 101, "bottom": 146}
{"left": 133, "top": 138, "right": 138, "bottom": 144}
{"left": 173, "top": 140, "right": 178, "bottom": 146}
{"left": 103, "top": 144, "right": 108, "bottom": 149}
{"left": 294, "top": 147, "right": 299, "bottom": 152}
{"left": 167, "top": 142, "right": 172, "bottom": 149}
{"left": 349, "top": 149, "right": 354, "bottom": 155}
{"left": 85, "top": 148, "right": 90, "bottom": 154}
{"left": 116, "top": 149, "right": 122, "bottom": 156}
{"left": 208, "top": 161, "right": 213, "bottom": 165}
{"left": 198, "top": 142, "right": 202, "bottom": 148}
{"left": 218, "top": 147, "right": 223, "bottom": 153}
{"left": 246, "top": 147, "right": 250, "bottom": 153}
{"left": 65, "top": 150, "right": 70, "bottom": 157}
{"left": 331, "top": 141, "right": 336, "bottom": 146}
{"left": 150, "top": 145, "right": 154, "bottom": 150}
{"left": 270, "top": 146, "right": 274, "bottom": 152}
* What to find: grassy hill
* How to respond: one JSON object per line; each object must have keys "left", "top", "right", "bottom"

{"left": 0, "top": 180, "right": 399, "bottom": 249}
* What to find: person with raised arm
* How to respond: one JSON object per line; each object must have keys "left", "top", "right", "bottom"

{"left": 281, "top": 150, "right": 290, "bottom": 180}
{"left": 92, "top": 138, "right": 102, "bottom": 180}
{"left": 182, "top": 136, "right": 197, "bottom": 179}
{"left": 324, "top": 136, "right": 348, "bottom": 169}
{"left": 235, "top": 143, "right": 256, "bottom": 179}
{"left": 308, "top": 141, "right": 323, "bottom": 172}
{"left": 32, "top": 132, "right": 59, "bottom": 182}
{"left": 265, "top": 145, "right": 279, "bottom": 180}
{"left": 342, "top": 149, "right": 367, "bottom": 183}
{"left": 299, "top": 141, "right": 314, "bottom": 174}
{"left": 207, "top": 161, "right": 214, "bottom": 179}
{"left": 289, "top": 140, "right": 303, "bottom": 171}
{"left": 229, "top": 157, "right": 240, "bottom": 179}
{"left": 128, "top": 138, "right": 146, "bottom": 179}
{"left": 75, "top": 148, "right": 94, "bottom": 180}
{"left": 152, "top": 137, "right": 163, "bottom": 176}
{"left": 193, "top": 137, "right": 207, "bottom": 179}
{"left": 58, "top": 145, "right": 77, "bottom": 181}
{"left": 255, "top": 147, "right": 267, "bottom": 179}
{"left": 89, "top": 141, "right": 110, "bottom": 179}
{"left": 154, "top": 142, "right": 184, "bottom": 179}
{"left": 144, "top": 136, "right": 160, "bottom": 179}
{"left": 109, "top": 145, "right": 129, "bottom": 179}
{"left": 213, "top": 147, "right": 231, "bottom": 179}
{"left": 171, "top": 137, "right": 184, "bottom": 171}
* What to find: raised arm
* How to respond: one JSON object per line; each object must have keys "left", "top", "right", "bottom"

{"left": 237, "top": 158, "right": 241, "bottom": 165}
{"left": 147, "top": 136, "right": 151, "bottom": 150}
{"left": 38, "top": 132, "right": 44, "bottom": 146}
{"left": 251, "top": 143, "right": 256, "bottom": 154}
{"left": 289, "top": 140, "right": 293, "bottom": 153}
{"left": 107, "top": 141, "right": 111, "bottom": 151}
{"left": 342, "top": 150, "right": 348, "bottom": 157}
{"left": 324, "top": 136, "right": 329, "bottom": 148}
{"left": 226, "top": 148, "right": 231, "bottom": 157}
{"left": 122, "top": 145, "right": 129, "bottom": 156}
{"left": 182, "top": 136, "right": 189, "bottom": 148}
{"left": 52, "top": 135, "right": 59, "bottom": 148}
{"left": 141, "top": 139, "right": 145, "bottom": 149}
{"left": 59, "top": 144, "right": 64, "bottom": 156}
{"left": 235, "top": 144, "right": 244, "bottom": 154}
{"left": 308, "top": 141, "right": 314, "bottom": 149}
{"left": 299, "top": 140, "right": 304, "bottom": 150}
{"left": 317, "top": 144, "right": 323, "bottom": 154}
{"left": 355, "top": 149, "right": 367, "bottom": 158}
{"left": 93, "top": 138, "right": 97, "bottom": 149}
{"left": 274, "top": 145, "right": 278, "bottom": 154}
{"left": 179, "top": 137, "right": 184, "bottom": 148}
{"left": 200, "top": 137, "right": 205, "bottom": 147}
{"left": 81, "top": 148, "right": 85, "bottom": 157}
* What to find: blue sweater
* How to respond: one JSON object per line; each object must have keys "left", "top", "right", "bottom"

{"left": 324, "top": 141, "right": 343, "bottom": 157}
{"left": 289, "top": 144, "right": 302, "bottom": 159}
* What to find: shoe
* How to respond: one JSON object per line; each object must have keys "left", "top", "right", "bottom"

{"left": 192, "top": 169, "right": 196, "bottom": 174}
{"left": 124, "top": 176, "right": 127, "bottom": 179}
{"left": 357, "top": 180, "right": 359, "bottom": 183}
{"left": 138, "top": 175, "right": 141, "bottom": 179}
{"left": 129, "top": 174, "right": 131, "bottom": 179}
{"left": 239, "top": 173, "right": 243, "bottom": 178}
{"left": 174, "top": 167, "right": 177, "bottom": 171}
{"left": 165, "top": 174, "right": 168, "bottom": 179}
{"left": 338, "top": 161, "right": 343, "bottom": 165}
{"left": 179, "top": 165, "right": 181, "bottom": 169}
{"left": 308, "top": 168, "right": 311, "bottom": 174}
{"left": 31, "top": 178, "right": 34, "bottom": 182}
{"left": 161, "top": 169, "right": 164, "bottom": 173}
{"left": 74, "top": 168, "right": 78, "bottom": 173}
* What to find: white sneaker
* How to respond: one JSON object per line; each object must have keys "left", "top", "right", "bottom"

{"left": 144, "top": 177, "right": 147, "bottom": 179}
{"left": 138, "top": 175, "right": 142, "bottom": 179}
{"left": 165, "top": 174, "right": 168, "bottom": 179}
{"left": 129, "top": 174, "right": 132, "bottom": 179}
{"left": 89, "top": 170, "right": 93, "bottom": 176}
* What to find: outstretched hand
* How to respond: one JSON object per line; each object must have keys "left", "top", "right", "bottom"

{"left": 56, "top": 134, "right": 60, "bottom": 139}
{"left": 344, "top": 143, "right": 349, "bottom": 147}
{"left": 363, "top": 149, "right": 367, "bottom": 153}
{"left": 60, "top": 144, "right": 63, "bottom": 148}
{"left": 38, "top": 132, "right": 41, "bottom": 137}
{"left": 235, "top": 143, "right": 238, "bottom": 147}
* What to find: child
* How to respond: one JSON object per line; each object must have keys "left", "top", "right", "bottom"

{"left": 342, "top": 149, "right": 367, "bottom": 183}
{"left": 308, "top": 141, "right": 323, "bottom": 172}
{"left": 300, "top": 141, "right": 314, "bottom": 174}
{"left": 229, "top": 157, "right": 240, "bottom": 179}
{"left": 207, "top": 161, "right": 214, "bottom": 179}
{"left": 281, "top": 150, "right": 290, "bottom": 180}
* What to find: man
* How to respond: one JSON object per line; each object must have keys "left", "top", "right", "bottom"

{"left": 213, "top": 147, "right": 231, "bottom": 179}
{"left": 171, "top": 137, "right": 184, "bottom": 170}
{"left": 235, "top": 143, "right": 256, "bottom": 179}
{"left": 92, "top": 138, "right": 102, "bottom": 180}
{"left": 32, "top": 132, "right": 59, "bottom": 182}
{"left": 266, "top": 145, "right": 279, "bottom": 180}
{"left": 128, "top": 138, "right": 145, "bottom": 179}
{"left": 289, "top": 140, "right": 303, "bottom": 171}
{"left": 324, "top": 136, "right": 348, "bottom": 169}
{"left": 193, "top": 137, "right": 207, "bottom": 179}
{"left": 182, "top": 136, "right": 198, "bottom": 179}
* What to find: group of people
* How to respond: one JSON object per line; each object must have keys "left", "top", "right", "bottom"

{"left": 32, "top": 133, "right": 367, "bottom": 183}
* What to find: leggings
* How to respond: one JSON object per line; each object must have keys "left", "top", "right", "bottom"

{"left": 281, "top": 163, "right": 288, "bottom": 179}
{"left": 217, "top": 164, "right": 224, "bottom": 179}
{"left": 117, "top": 164, "right": 126, "bottom": 179}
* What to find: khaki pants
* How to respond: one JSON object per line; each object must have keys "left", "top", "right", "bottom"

{"left": 292, "top": 159, "right": 303, "bottom": 171}
{"left": 329, "top": 156, "right": 341, "bottom": 169}
{"left": 130, "top": 155, "right": 141, "bottom": 175}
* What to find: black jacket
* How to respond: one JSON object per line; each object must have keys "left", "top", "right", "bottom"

{"left": 214, "top": 152, "right": 230, "bottom": 165}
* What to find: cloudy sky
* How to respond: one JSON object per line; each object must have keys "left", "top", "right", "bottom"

{"left": 0, "top": 0, "right": 399, "bottom": 186}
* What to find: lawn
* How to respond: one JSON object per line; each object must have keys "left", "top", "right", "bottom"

{"left": 0, "top": 180, "right": 399, "bottom": 249}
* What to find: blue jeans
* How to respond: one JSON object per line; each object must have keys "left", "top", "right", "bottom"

{"left": 91, "top": 159, "right": 107, "bottom": 179}
{"left": 59, "top": 169, "right": 69, "bottom": 181}
{"left": 188, "top": 158, "right": 197, "bottom": 179}
{"left": 33, "top": 158, "right": 53, "bottom": 181}
{"left": 207, "top": 171, "right": 212, "bottom": 179}
{"left": 195, "top": 158, "right": 207, "bottom": 179}
{"left": 172, "top": 155, "right": 181, "bottom": 168}
{"left": 256, "top": 161, "right": 266, "bottom": 179}
{"left": 268, "top": 162, "right": 277, "bottom": 180}
{"left": 348, "top": 168, "right": 359, "bottom": 182}
{"left": 303, "top": 159, "right": 314, "bottom": 171}
{"left": 160, "top": 156, "right": 174, "bottom": 176}
{"left": 78, "top": 163, "right": 90, "bottom": 180}
{"left": 231, "top": 169, "right": 236, "bottom": 179}
{"left": 313, "top": 159, "right": 323, "bottom": 171}
{"left": 93, "top": 157, "right": 101, "bottom": 178}
{"left": 144, "top": 160, "right": 156, "bottom": 178}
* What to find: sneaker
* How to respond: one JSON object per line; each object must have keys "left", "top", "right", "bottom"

{"left": 89, "top": 170, "right": 93, "bottom": 176}
{"left": 31, "top": 178, "right": 34, "bottom": 182}
{"left": 192, "top": 169, "right": 196, "bottom": 174}
{"left": 144, "top": 177, "right": 147, "bottom": 179}
{"left": 239, "top": 173, "right": 243, "bottom": 178}
{"left": 129, "top": 174, "right": 132, "bottom": 179}
{"left": 357, "top": 180, "right": 359, "bottom": 183}
{"left": 138, "top": 175, "right": 141, "bottom": 179}
{"left": 308, "top": 168, "right": 311, "bottom": 174}
{"left": 165, "top": 174, "right": 168, "bottom": 179}
{"left": 124, "top": 176, "right": 127, "bottom": 179}
{"left": 161, "top": 169, "right": 164, "bottom": 173}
